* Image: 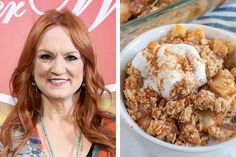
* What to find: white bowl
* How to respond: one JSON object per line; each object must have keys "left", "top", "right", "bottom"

{"left": 120, "top": 24, "right": 236, "bottom": 157}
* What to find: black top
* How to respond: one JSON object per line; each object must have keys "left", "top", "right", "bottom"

{"left": 86, "top": 144, "right": 94, "bottom": 157}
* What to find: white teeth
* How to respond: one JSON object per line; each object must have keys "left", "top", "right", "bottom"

{"left": 50, "top": 79, "right": 67, "bottom": 83}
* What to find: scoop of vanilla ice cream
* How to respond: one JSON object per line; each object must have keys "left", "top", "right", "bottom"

{"left": 132, "top": 49, "right": 154, "bottom": 77}
{"left": 176, "top": 44, "right": 207, "bottom": 89}
{"left": 131, "top": 43, "right": 207, "bottom": 100}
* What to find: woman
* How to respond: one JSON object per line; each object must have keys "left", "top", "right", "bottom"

{"left": 0, "top": 10, "right": 115, "bottom": 157}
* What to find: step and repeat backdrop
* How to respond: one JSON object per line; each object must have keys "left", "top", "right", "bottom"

{"left": 0, "top": 0, "right": 116, "bottom": 121}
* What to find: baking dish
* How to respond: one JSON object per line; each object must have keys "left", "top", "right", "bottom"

{"left": 120, "top": 0, "right": 225, "bottom": 49}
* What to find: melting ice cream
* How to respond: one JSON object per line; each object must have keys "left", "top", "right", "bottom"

{"left": 132, "top": 43, "right": 207, "bottom": 100}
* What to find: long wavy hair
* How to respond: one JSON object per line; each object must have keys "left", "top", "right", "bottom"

{"left": 0, "top": 10, "right": 115, "bottom": 156}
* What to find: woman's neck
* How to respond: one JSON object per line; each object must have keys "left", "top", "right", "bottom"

{"left": 40, "top": 94, "right": 79, "bottom": 125}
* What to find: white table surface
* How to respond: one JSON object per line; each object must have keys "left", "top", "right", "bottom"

{"left": 120, "top": 120, "right": 236, "bottom": 157}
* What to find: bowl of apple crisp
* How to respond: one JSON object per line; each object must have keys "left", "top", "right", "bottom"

{"left": 120, "top": 24, "right": 236, "bottom": 157}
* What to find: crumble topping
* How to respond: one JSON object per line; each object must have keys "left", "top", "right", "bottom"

{"left": 123, "top": 25, "right": 236, "bottom": 146}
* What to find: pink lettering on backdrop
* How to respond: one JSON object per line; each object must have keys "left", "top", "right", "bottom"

{"left": 0, "top": 1, "right": 26, "bottom": 23}
{"left": 29, "top": 0, "right": 69, "bottom": 15}
{"left": 0, "top": 0, "right": 116, "bottom": 31}
{"left": 88, "top": 0, "right": 116, "bottom": 31}
{"left": 72, "top": 0, "right": 92, "bottom": 16}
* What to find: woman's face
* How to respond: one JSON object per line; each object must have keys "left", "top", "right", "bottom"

{"left": 33, "top": 25, "right": 84, "bottom": 101}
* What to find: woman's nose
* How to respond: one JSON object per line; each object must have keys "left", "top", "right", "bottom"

{"left": 51, "top": 57, "right": 66, "bottom": 75}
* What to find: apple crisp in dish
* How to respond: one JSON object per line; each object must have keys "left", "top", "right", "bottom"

{"left": 123, "top": 25, "right": 236, "bottom": 146}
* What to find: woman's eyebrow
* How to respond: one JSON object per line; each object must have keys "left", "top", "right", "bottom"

{"left": 64, "top": 51, "right": 79, "bottom": 55}
{"left": 36, "top": 50, "right": 79, "bottom": 56}
{"left": 37, "top": 49, "right": 54, "bottom": 55}
{"left": 63, "top": 51, "right": 80, "bottom": 56}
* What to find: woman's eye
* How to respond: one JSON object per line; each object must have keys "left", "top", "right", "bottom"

{"left": 40, "top": 54, "right": 52, "bottom": 60}
{"left": 66, "top": 55, "right": 78, "bottom": 61}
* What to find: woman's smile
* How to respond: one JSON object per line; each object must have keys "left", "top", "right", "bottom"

{"left": 48, "top": 78, "right": 69, "bottom": 86}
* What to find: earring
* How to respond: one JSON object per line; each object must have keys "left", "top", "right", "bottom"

{"left": 32, "top": 80, "right": 36, "bottom": 86}
{"left": 32, "top": 77, "right": 36, "bottom": 86}
{"left": 32, "top": 77, "right": 38, "bottom": 92}
{"left": 82, "top": 82, "right": 85, "bottom": 87}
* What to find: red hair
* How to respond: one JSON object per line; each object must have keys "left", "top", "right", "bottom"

{"left": 0, "top": 10, "right": 115, "bottom": 156}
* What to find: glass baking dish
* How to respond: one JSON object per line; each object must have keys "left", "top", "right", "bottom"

{"left": 120, "top": 0, "right": 225, "bottom": 49}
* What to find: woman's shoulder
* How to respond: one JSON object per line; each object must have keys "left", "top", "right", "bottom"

{"left": 0, "top": 127, "right": 24, "bottom": 151}
{"left": 92, "top": 144, "right": 114, "bottom": 157}
{"left": 0, "top": 127, "right": 46, "bottom": 156}
{"left": 101, "top": 111, "right": 116, "bottom": 132}
{"left": 90, "top": 112, "right": 115, "bottom": 157}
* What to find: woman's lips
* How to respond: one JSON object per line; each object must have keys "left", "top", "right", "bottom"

{"left": 48, "top": 79, "right": 68, "bottom": 86}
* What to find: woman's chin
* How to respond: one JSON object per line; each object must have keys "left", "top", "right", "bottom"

{"left": 45, "top": 93, "right": 72, "bottom": 101}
